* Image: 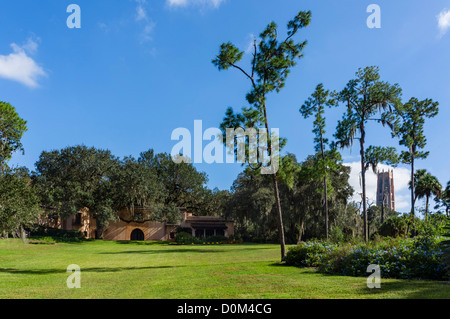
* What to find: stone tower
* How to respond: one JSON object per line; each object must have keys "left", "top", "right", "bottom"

{"left": 376, "top": 170, "right": 395, "bottom": 211}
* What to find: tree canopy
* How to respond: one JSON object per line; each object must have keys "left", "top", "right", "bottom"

{"left": 0, "top": 167, "right": 40, "bottom": 239}
{"left": 395, "top": 97, "right": 439, "bottom": 226}
{"left": 0, "top": 101, "right": 28, "bottom": 168}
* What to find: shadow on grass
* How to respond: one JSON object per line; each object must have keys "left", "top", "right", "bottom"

{"left": 0, "top": 265, "right": 182, "bottom": 275}
{"left": 99, "top": 248, "right": 229, "bottom": 255}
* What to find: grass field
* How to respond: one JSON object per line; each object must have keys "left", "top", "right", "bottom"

{"left": 0, "top": 239, "right": 449, "bottom": 299}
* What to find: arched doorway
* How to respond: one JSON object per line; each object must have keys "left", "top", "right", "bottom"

{"left": 130, "top": 229, "right": 145, "bottom": 241}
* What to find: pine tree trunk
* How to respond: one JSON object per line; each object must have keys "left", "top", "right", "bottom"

{"left": 323, "top": 176, "right": 329, "bottom": 239}
{"left": 272, "top": 174, "right": 286, "bottom": 260}
{"left": 360, "top": 128, "right": 368, "bottom": 242}
{"left": 320, "top": 133, "right": 329, "bottom": 240}
{"left": 410, "top": 151, "right": 416, "bottom": 237}
{"left": 262, "top": 101, "right": 286, "bottom": 261}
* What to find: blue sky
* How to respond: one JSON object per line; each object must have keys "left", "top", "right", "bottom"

{"left": 1, "top": 0, "right": 449, "bottom": 214}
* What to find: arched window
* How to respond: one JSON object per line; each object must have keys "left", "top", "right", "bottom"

{"left": 130, "top": 229, "right": 145, "bottom": 241}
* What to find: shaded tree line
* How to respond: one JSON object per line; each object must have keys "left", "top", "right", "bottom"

{"left": 222, "top": 152, "right": 355, "bottom": 244}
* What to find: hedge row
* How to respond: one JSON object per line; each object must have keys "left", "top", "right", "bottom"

{"left": 175, "top": 232, "right": 242, "bottom": 245}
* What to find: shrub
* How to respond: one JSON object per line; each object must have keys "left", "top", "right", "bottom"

{"left": 329, "top": 226, "right": 344, "bottom": 244}
{"left": 415, "top": 214, "right": 448, "bottom": 237}
{"left": 287, "top": 237, "right": 447, "bottom": 281}
{"left": 28, "top": 236, "right": 57, "bottom": 245}
{"left": 175, "top": 232, "right": 202, "bottom": 245}
{"left": 227, "top": 235, "right": 243, "bottom": 244}
{"left": 319, "top": 237, "right": 447, "bottom": 280}
{"left": 285, "top": 241, "right": 338, "bottom": 267}
{"left": 204, "top": 235, "right": 227, "bottom": 243}
{"left": 29, "top": 226, "right": 84, "bottom": 242}
{"left": 176, "top": 227, "right": 193, "bottom": 234}
{"left": 441, "top": 218, "right": 450, "bottom": 278}
{"left": 317, "top": 244, "right": 354, "bottom": 275}
{"left": 175, "top": 233, "right": 240, "bottom": 245}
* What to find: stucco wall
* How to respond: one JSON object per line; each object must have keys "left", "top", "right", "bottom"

{"left": 50, "top": 209, "right": 96, "bottom": 239}
{"left": 103, "top": 220, "right": 169, "bottom": 241}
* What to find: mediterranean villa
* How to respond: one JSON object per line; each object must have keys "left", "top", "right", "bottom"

{"left": 46, "top": 207, "right": 234, "bottom": 241}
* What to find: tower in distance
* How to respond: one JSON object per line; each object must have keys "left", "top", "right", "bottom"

{"left": 376, "top": 169, "right": 395, "bottom": 211}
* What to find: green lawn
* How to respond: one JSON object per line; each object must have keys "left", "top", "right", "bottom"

{"left": 0, "top": 239, "right": 449, "bottom": 299}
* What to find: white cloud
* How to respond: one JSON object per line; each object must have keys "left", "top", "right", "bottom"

{"left": 98, "top": 22, "right": 110, "bottom": 33}
{"left": 395, "top": 194, "right": 410, "bottom": 211}
{"left": 343, "top": 162, "right": 411, "bottom": 213}
{"left": 166, "top": 0, "right": 226, "bottom": 9}
{"left": 140, "top": 21, "right": 156, "bottom": 43}
{"left": 167, "top": 0, "right": 188, "bottom": 6}
{"left": 21, "top": 38, "right": 39, "bottom": 54}
{"left": 0, "top": 38, "right": 46, "bottom": 88}
{"left": 136, "top": 0, "right": 148, "bottom": 21}
{"left": 437, "top": 8, "right": 450, "bottom": 37}
{"left": 136, "top": 6, "right": 147, "bottom": 21}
